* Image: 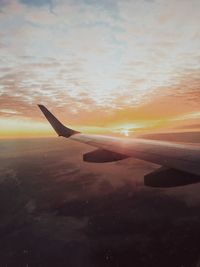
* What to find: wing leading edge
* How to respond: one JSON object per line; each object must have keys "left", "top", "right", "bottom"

{"left": 38, "top": 105, "right": 200, "bottom": 187}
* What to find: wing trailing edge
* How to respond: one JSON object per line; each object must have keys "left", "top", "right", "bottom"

{"left": 38, "top": 105, "right": 80, "bottom": 138}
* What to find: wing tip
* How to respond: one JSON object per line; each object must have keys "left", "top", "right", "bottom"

{"left": 38, "top": 104, "right": 80, "bottom": 138}
{"left": 38, "top": 104, "right": 46, "bottom": 111}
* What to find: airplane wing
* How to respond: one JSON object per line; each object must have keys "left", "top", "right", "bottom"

{"left": 38, "top": 105, "right": 200, "bottom": 187}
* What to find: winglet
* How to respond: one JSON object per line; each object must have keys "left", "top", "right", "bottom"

{"left": 38, "top": 105, "right": 80, "bottom": 138}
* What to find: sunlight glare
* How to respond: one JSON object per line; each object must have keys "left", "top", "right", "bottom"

{"left": 121, "top": 129, "right": 130, "bottom": 136}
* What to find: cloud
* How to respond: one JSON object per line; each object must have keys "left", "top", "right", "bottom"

{"left": 0, "top": 0, "right": 11, "bottom": 6}
{"left": 1, "top": 68, "right": 200, "bottom": 134}
{"left": 1, "top": 135, "right": 200, "bottom": 266}
{"left": 174, "top": 124, "right": 200, "bottom": 130}
{"left": 0, "top": 0, "right": 200, "bottom": 136}
{"left": 19, "top": 0, "right": 52, "bottom": 7}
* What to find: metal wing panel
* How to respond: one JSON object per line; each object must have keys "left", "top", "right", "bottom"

{"left": 71, "top": 134, "right": 200, "bottom": 175}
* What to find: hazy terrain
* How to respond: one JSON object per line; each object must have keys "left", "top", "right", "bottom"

{"left": 0, "top": 132, "right": 200, "bottom": 266}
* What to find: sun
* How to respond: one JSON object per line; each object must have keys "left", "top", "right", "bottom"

{"left": 121, "top": 129, "right": 129, "bottom": 136}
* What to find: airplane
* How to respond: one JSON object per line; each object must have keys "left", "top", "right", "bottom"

{"left": 38, "top": 105, "right": 200, "bottom": 187}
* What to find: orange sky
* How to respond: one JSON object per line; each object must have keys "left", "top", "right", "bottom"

{"left": 0, "top": 0, "right": 200, "bottom": 138}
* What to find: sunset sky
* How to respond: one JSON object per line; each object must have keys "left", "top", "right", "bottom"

{"left": 0, "top": 0, "right": 200, "bottom": 138}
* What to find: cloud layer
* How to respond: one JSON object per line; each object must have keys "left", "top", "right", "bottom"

{"left": 0, "top": 0, "right": 200, "bottom": 136}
